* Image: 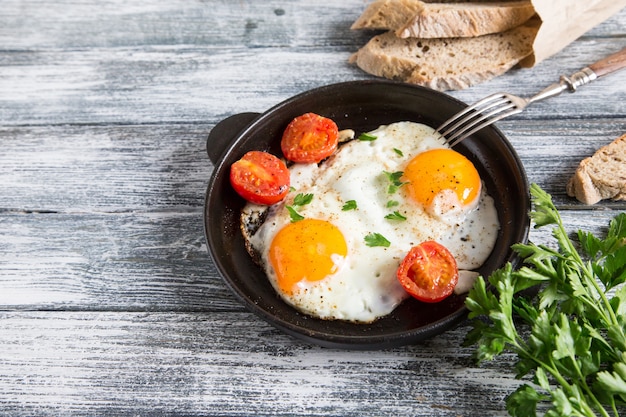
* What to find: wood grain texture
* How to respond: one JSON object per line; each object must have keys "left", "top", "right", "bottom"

{"left": 0, "top": 124, "right": 211, "bottom": 211}
{"left": 0, "top": 0, "right": 625, "bottom": 415}
{"left": 1, "top": 119, "right": 624, "bottom": 213}
{"left": 0, "top": 41, "right": 624, "bottom": 126}
{"left": 0, "top": 2, "right": 624, "bottom": 126}
{"left": 0, "top": 207, "right": 620, "bottom": 310}
{"left": 0, "top": 311, "right": 526, "bottom": 417}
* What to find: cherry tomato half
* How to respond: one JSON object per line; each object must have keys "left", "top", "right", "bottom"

{"left": 397, "top": 241, "right": 459, "bottom": 303}
{"left": 281, "top": 113, "right": 339, "bottom": 163}
{"left": 230, "top": 151, "right": 290, "bottom": 205}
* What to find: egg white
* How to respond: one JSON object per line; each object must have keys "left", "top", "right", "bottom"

{"left": 243, "top": 121, "right": 499, "bottom": 323}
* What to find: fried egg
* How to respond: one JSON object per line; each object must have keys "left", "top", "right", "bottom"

{"left": 242, "top": 121, "right": 499, "bottom": 323}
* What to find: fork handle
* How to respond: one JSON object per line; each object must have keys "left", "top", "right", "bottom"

{"left": 588, "top": 46, "right": 626, "bottom": 78}
{"left": 529, "top": 46, "right": 626, "bottom": 104}
{"left": 560, "top": 46, "right": 626, "bottom": 92}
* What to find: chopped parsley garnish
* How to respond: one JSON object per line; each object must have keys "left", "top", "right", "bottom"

{"left": 286, "top": 206, "right": 305, "bottom": 222}
{"left": 384, "top": 171, "right": 408, "bottom": 194}
{"left": 342, "top": 200, "right": 357, "bottom": 211}
{"left": 286, "top": 193, "right": 313, "bottom": 222}
{"left": 385, "top": 211, "right": 407, "bottom": 221}
{"left": 364, "top": 233, "right": 391, "bottom": 247}
{"left": 386, "top": 200, "right": 400, "bottom": 208}
{"left": 358, "top": 133, "right": 378, "bottom": 141}
{"left": 293, "top": 193, "right": 313, "bottom": 206}
{"left": 393, "top": 148, "right": 404, "bottom": 156}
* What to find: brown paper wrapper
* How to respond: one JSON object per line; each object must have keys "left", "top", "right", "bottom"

{"left": 522, "top": 0, "right": 626, "bottom": 67}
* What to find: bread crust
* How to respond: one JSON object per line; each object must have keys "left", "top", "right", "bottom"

{"left": 349, "top": 22, "right": 537, "bottom": 91}
{"left": 566, "top": 133, "right": 626, "bottom": 204}
{"left": 400, "top": 1, "right": 535, "bottom": 38}
{"left": 351, "top": 0, "right": 535, "bottom": 39}
{"left": 351, "top": 0, "right": 426, "bottom": 31}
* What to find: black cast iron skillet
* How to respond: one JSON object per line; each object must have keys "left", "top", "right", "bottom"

{"left": 205, "top": 80, "right": 530, "bottom": 350}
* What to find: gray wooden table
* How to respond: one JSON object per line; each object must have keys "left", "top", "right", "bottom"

{"left": 1, "top": 1, "right": 625, "bottom": 416}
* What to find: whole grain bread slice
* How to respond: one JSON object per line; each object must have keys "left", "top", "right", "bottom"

{"left": 349, "top": 21, "right": 538, "bottom": 91}
{"left": 566, "top": 133, "right": 626, "bottom": 204}
{"left": 351, "top": 0, "right": 535, "bottom": 39}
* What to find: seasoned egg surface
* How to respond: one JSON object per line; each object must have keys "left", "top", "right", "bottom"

{"left": 242, "top": 121, "right": 499, "bottom": 323}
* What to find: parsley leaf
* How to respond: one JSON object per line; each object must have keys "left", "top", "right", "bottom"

{"left": 342, "top": 200, "right": 357, "bottom": 211}
{"left": 383, "top": 171, "right": 407, "bottom": 195}
{"left": 293, "top": 193, "right": 313, "bottom": 206}
{"left": 358, "top": 133, "right": 377, "bottom": 141}
{"left": 286, "top": 206, "right": 304, "bottom": 222}
{"left": 364, "top": 233, "right": 390, "bottom": 247}
{"left": 393, "top": 148, "right": 404, "bottom": 156}
{"left": 285, "top": 193, "right": 313, "bottom": 222}
{"left": 385, "top": 211, "right": 406, "bottom": 221}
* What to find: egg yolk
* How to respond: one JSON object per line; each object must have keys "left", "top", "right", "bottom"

{"left": 269, "top": 218, "right": 348, "bottom": 295}
{"left": 403, "top": 148, "right": 481, "bottom": 211}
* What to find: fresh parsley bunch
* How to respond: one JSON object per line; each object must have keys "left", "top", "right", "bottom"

{"left": 465, "top": 183, "right": 626, "bottom": 417}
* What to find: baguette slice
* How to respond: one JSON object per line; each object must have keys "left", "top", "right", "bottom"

{"left": 566, "top": 133, "right": 626, "bottom": 204}
{"left": 349, "top": 22, "right": 537, "bottom": 91}
{"left": 351, "top": 0, "right": 535, "bottom": 39}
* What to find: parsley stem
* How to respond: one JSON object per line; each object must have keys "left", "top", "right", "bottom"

{"left": 567, "top": 244, "right": 619, "bottom": 327}
{"left": 548, "top": 201, "right": 624, "bottom": 417}
{"left": 569, "top": 352, "right": 612, "bottom": 417}
{"left": 584, "top": 264, "right": 620, "bottom": 326}
{"left": 545, "top": 186, "right": 625, "bottom": 354}
{"left": 516, "top": 344, "right": 608, "bottom": 417}
{"left": 554, "top": 208, "right": 623, "bottom": 334}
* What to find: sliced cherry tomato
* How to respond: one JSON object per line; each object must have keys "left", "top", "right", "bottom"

{"left": 230, "top": 151, "right": 290, "bottom": 205}
{"left": 397, "top": 241, "right": 459, "bottom": 303}
{"left": 281, "top": 112, "right": 339, "bottom": 163}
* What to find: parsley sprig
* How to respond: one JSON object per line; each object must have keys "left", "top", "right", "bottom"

{"left": 358, "top": 133, "right": 377, "bottom": 141}
{"left": 465, "top": 183, "right": 626, "bottom": 417}
{"left": 286, "top": 193, "right": 313, "bottom": 222}
{"left": 342, "top": 200, "right": 357, "bottom": 211}
{"left": 364, "top": 232, "right": 390, "bottom": 248}
{"left": 384, "top": 171, "right": 407, "bottom": 195}
{"left": 385, "top": 211, "right": 406, "bottom": 221}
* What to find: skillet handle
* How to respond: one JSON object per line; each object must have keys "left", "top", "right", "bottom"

{"left": 207, "top": 112, "right": 260, "bottom": 165}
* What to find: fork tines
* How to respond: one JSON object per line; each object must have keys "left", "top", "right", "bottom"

{"left": 437, "top": 93, "right": 520, "bottom": 147}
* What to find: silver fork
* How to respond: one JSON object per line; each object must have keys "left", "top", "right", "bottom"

{"left": 437, "top": 47, "right": 626, "bottom": 147}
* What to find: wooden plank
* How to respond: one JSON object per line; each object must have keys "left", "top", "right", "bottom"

{"left": 0, "top": 0, "right": 371, "bottom": 50}
{"left": 0, "top": 37, "right": 624, "bottom": 126}
{"left": 0, "top": 0, "right": 623, "bottom": 51}
{"left": 0, "top": 208, "right": 621, "bottom": 310}
{"left": 0, "top": 210, "right": 232, "bottom": 311}
{"left": 0, "top": 1, "right": 625, "bottom": 128}
{"left": 0, "top": 124, "right": 212, "bottom": 211}
{"left": 0, "top": 311, "right": 524, "bottom": 416}
{"left": 2, "top": 119, "right": 625, "bottom": 212}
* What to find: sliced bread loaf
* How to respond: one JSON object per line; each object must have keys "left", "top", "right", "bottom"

{"left": 351, "top": 0, "right": 535, "bottom": 39}
{"left": 348, "top": 22, "right": 537, "bottom": 91}
{"left": 566, "top": 133, "right": 626, "bottom": 204}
